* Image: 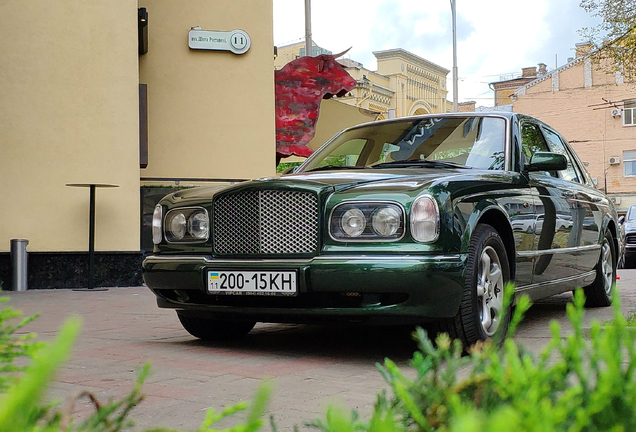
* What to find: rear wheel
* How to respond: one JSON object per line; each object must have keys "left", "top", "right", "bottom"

{"left": 583, "top": 230, "right": 616, "bottom": 307}
{"left": 440, "top": 224, "right": 511, "bottom": 347}
{"left": 177, "top": 312, "right": 256, "bottom": 341}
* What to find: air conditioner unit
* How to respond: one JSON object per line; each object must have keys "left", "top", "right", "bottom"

{"left": 611, "top": 108, "right": 622, "bottom": 117}
{"left": 609, "top": 156, "right": 621, "bottom": 165}
{"left": 611, "top": 197, "right": 622, "bottom": 205}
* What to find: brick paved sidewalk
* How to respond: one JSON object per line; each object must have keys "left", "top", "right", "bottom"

{"left": 3, "top": 270, "right": 636, "bottom": 430}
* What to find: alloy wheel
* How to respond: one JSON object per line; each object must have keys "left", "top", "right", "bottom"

{"left": 601, "top": 240, "right": 613, "bottom": 295}
{"left": 476, "top": 245, "right": 504, "bottom": 337}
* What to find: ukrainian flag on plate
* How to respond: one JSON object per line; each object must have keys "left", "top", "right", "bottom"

{"left": 209, "top": 272, "right": 219, "bottom": 279}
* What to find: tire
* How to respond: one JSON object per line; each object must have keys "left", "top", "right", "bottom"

{"left": 177, "top": 312, "right": 256, "bottom": 341}
{"left": 583, "top": 230, "right": 616, "bottom": 308}
{"left": 440, "top": 223, "right": 511, "bottom": 347}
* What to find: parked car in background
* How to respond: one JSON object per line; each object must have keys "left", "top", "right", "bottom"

{"left": 143, "top": 113, "right": 620, "bottom": 348}
{"left": 620, "top": 204, "right": 636, "bottom": 268}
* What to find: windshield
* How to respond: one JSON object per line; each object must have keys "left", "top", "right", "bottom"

{"left": 628, "top": 205, "right": 636, "bottom": 221}
{"left": 300, "top": 116, "right": 506, "bottom": 172}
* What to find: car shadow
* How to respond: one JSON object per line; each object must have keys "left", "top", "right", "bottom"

{"left": 175, "top": 323, "right": 423, "bottom": 364}
{"left": 157, "top": 292, "right": 578, "bottom": 363}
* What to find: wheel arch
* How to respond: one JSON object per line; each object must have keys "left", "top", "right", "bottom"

{"left": 462, "top": 203, "right": 516, "bottom": 282}
{"left": 605, "top": 217, "right": 619, "bottom": 259}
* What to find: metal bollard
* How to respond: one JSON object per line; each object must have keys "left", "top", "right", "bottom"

{"left": 10, "top": 239, "right": 29, "bottom": 291}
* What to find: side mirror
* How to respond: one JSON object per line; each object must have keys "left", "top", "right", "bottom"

{"left": 526, "top": 152, "right": 567, "bottom": 172}
{"left": 619, "top": 215, "right": 625, "bottom": 225}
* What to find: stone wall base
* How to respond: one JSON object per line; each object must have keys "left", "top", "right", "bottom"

{"left": 0, "top": 251, "right": 144, "bottom": 290}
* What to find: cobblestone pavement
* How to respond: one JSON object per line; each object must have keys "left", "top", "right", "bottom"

{"left": 3, "top": 270, "right": 636, "bottom": 431}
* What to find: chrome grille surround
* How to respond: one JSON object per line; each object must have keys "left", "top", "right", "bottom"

{"left": 213, "top": 190, "right": 319, "bottom": 255}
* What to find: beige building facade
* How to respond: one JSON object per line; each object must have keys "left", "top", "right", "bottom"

{"left": 340, "top": 49, "right": 450, "bottom": 118}
{"left": 512, "top": 49, "right": 636, "bottom": 212}
{"left": 1, "top": 0, "right": 275, "bottom": 288}
{"left": 139, "top": 0, "right": 275, "bottom": 182}
{"left": 275, "top": 43, "right": 450, "bottom": 120}
{"left": 274, "top": 40, "right": 333, "bottom": 68}
{"left": 490, "top": 64, "right": 547, "bottom": 107}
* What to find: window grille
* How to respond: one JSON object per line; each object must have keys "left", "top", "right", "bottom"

{"left": 624, "top": 101, "right": 636, "bottom": 126}
{"left": 623, "top": 150, "right": 636, "bottom": 176}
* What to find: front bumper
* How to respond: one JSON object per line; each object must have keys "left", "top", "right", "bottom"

{"left": 142, "top": 254, "right": 467, "bottom": 324}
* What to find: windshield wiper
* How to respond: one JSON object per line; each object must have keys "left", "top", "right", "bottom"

{"left": 371, "top": 160, "right": 471, "bottom": 169}
{"left": 304, "top": 165, "right": 361, "bottom": 172}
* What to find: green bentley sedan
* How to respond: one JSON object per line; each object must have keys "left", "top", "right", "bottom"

{"left": 143, "top": 113, "right": 620, "bottom": 347}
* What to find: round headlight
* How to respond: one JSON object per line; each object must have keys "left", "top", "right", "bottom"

{"left": 168, "top": 212, "right": 187, "bottom": 241}
{"left": 341, "top": 208, "right": 366, "bottom": 237}
{"left": 152, "top": 205, "right": 162, "bottom": 245}
{"left": 372, "top": 207, "right": 401, "bottom": 236}
{"left": 188, "top": 212, "right": 209, "bottom": 240}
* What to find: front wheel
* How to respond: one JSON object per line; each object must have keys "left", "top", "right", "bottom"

{"left": 583, "top": 230, "right": 616, "bottom": 308}
{"left": 177, "top": 312, "right": 256, "bottom": 341}
{"left": 440, "top": 224, "right": 511, "bottom": 347}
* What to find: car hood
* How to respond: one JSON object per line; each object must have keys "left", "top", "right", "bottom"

{"left": 279, "top": 168, "right": 456, "bottom": 190}
{"left": 624, "top": 221, "right": 636, "bottom": 233}
{"left": 163, "top": 167, "right": 501, "bottom": 203}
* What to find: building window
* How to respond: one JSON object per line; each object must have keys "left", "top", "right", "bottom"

{"left": 624, "top": 150, "right": 636, "bottom": 176}
{"left": 624, "top": 101, "right": 636, "bottom": 126}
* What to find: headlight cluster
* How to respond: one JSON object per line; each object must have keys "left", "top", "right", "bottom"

{"left": 162, "top": 207, "right": 209, "bottom": 243}
{"left": 152, "top": 205, "right": 163, "bottom": 245}
{"left": 410, "top": 195, "right": 439, "bottom": 242}
{"left": 330, "top": 202, "right": 405, "bottom": 241}
{"left": 329, "top": 196, "right": 439, "bottom": 243}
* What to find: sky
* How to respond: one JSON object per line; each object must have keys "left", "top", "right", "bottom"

{"left": 273, "top": 0, "right": 602, "bottom": 107}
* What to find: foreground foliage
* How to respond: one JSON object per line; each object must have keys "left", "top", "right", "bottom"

{"left": 2, "top": 286, "right": 636, "bottom": 431}
{"left": 311, "top": 287, "right": 636, "bottom": 432}
{"left": 579, "top": 0, "right": 636, "bottom": 78}
{"left": 0, "top": 297, "right": 269, "bottom": 432}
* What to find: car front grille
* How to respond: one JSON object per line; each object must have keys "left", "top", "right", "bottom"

{"left": 213, "top": 190, "right": 319, "bottom": 255}
{"left": 627, "top": 233, "right": 636, "bottom": 245}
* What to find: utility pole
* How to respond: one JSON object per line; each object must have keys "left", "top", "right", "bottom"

{"left": 451, "top": 0, "right": 458, "bottom": 112}
{"left": 305, "top": 0, "right": 312, "bottom": 57}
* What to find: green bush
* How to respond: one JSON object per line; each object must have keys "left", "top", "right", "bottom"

{"left": 0, "top": 296, "right": 270, "bottom": 432}
{"left": 3, "top": 285, "right": 636, "bottom": 432}
{"left": 311, "top": 286, "right": 636, "bottom": 432}
{"left": 276, "top": 162, "right": 303, "bottom": 173}
{"left": 0, "top": 297, "right": 44, "bottom": 393}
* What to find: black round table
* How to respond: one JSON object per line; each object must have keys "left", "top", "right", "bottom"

{"left": 66, "top": 183, "right": 119, "bottom": 290}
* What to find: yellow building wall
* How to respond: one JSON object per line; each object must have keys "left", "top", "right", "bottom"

{"left": 307, "top": 99, "right": 379, "bottom": 150}
{"left": 495, "top": 89, "right": 514, "bottom": 107}
{"left": 375, "top": 53, "right": 448, "bottom": 115}
{"left": 274, "top": 41, "right": 303, "bottom": 70}
{"left": 275, "top": 46, "right": 448, "bottom": 119}
{"left": 139, "top": 0, "right": 276, "bottom": 181}
{"left": 276, "top": 99, "right": 380, "bottom": 167}
{"left": 336, "top": 68, "right": 392, "bottom": 117}
{"left": 0, "top": 0, "right": 140, "bottom": 252}
{"left": 377, "top": 58, "right": 403, "bottom": 76}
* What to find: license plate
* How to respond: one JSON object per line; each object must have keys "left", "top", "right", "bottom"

{"left": 207, "top": 271, "right": 297, "bottom": 296}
